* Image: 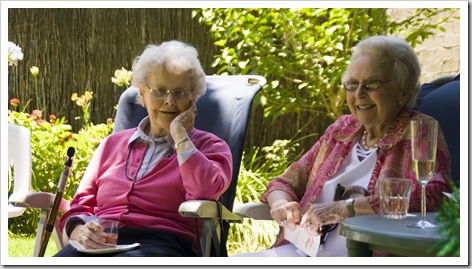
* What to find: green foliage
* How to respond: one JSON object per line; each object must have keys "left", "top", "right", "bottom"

{"left": 8, "top": 102, "right": 113, "bottom": 235}
{"left": 7, "top": 40, "right": 116, "bottom": 236}
{"left": 227, "top": 139, "right": 302, "bottom": 255}
{"left": 432, "top": 184, "right": 460, "bottom": 257}
{"left": 194, "top": 8, "right": 457, "bottom": 121}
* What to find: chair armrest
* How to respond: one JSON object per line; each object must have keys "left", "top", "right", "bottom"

{"left": 178, "top": 200, "right": 243, "bottom": 223}
{"left": 234, "top": 202, "right": 273, "bottom": 220}
{"left": 9, "top": 191, "right": 70, "bottom": 212}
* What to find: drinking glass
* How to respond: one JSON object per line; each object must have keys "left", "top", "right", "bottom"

{"left": 407, "top": 119, "right": 438, "bottom": 229}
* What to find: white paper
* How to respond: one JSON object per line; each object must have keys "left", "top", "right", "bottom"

{"left": 68, "top": 240, "right": 140, "bottom": 254}
{"left": 284, "top": 227, "right": 320, "bottom": 257}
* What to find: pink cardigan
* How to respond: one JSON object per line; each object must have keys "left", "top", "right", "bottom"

{"left": 262, "top": 109, "right": 452, "bottom": 248}
{"left": 59, "top": 128, "right": 232, "bottom": 247}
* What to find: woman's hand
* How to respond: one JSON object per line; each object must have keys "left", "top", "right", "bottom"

{"left": 70, "top": 220, "right": 108, "bottom": 249}
{"left": 300, "top": 201, "right": 347, "bottom": 236}
{"left": 270, "top": 201, "right": 303, "bottom": 231}
{"left": 170, "top": 101, "right": 197, "bottom": 137}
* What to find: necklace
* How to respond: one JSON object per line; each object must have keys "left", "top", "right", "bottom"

{"left": 125, "top": 142, "right": 174, "bottom": 181}
{"left": 361, "top": 130, "right": 378, "bottom": 150}
{"left": 125, "top": 143, "right": 137, "bottom": 181}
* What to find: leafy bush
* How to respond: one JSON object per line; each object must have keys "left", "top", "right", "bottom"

{"left": 227, "top": 139, "right": 302, "bottom": 255}
{"left": 8, "top": 97, "right": 113, "bottom": 235}
{"left": 194, "top": 8, "right": 458, "bottom": 121}
{"left": 433, "top": 184, "right": 460, "bottom": 257}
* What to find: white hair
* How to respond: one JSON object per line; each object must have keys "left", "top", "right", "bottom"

{"left": 131, "top": 40, "right": 206, "bottom": 100}
{"left": 342, "top": 36, "right": 421, "bottom": 109}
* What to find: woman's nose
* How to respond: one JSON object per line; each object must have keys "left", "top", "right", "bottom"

{"left": 354, "top": 84, "right": 367, "bottom": 98}
{"left": 163, "top": 92, "right": 176, "bottom": 105}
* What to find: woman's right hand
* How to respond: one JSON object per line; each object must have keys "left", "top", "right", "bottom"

{"left": 70, "top": 220, "right": 107, "bottom": 249}
{"left": 270, "top": 201, "right": 303, "bottom": 231}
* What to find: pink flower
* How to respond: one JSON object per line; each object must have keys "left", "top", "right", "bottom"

{"left": 49, "top": 114, "right": 57, "bottom": 124}
{"left": 35, "top": 119, "right": 47, "bottom": 125}
{"left": 31, "top": 110, "right": 43, "bottom": 120}
{"left": 10, "top": 98, "right": 19, "bottom": 106}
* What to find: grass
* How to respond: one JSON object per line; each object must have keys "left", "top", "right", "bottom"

{"left": 8, "top": 232, "right": 58, "bottom": 257}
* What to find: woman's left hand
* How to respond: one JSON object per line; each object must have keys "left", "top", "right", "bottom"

{"left": 300, "top": 201, "right": 347, "bottom": 236}
{"left": 170, "top": 101, "right": 197, "bottom": 137}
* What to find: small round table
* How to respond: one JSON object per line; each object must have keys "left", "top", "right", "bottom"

{"left": 338, "top": 213, "right": 444, "bottom": 256}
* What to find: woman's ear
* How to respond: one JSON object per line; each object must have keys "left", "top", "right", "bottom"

{"left": 139, "top": 89, "right": 146, "bottom": 108}
{"left": 399, "top": 91, "right": 410, "bottom": 106}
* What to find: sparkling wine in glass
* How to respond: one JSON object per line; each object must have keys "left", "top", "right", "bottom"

{"left": 408, "top": 119, "right": 438, "bottom": 229}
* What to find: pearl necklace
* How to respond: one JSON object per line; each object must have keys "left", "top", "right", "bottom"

{"left": 361, "top": 130, "right": 378, "bottom": 150}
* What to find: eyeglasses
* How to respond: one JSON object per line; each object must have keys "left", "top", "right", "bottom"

{"left": 145, "top": 83, "right": 191, "bottom": 99}
{"left": 342, "top": 79, "right": 393, "bottom": 92}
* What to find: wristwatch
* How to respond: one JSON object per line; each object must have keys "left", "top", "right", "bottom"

{"left": 346, "top": 198, "right": 355, "bottom": 218}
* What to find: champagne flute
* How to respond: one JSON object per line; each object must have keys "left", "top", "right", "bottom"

{"left": 407, "top": 119, "right": 438, "bottom": 229}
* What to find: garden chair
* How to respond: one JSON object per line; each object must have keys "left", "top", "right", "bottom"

{"left": 8, "top": 124, "right": 32, "bottom": 218}
{"left": 8, "top": 124, "right": 69, "bottom": 256}
{"left": 234, "top": 73, "right": 461, "bottom": 225}
{"left": 10, "top": 74, "right": 266, "bottom": 257}
{"left": 415, "top": 73, "right": 460, "bottom": 187}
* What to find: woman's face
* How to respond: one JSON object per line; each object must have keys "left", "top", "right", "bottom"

{"left": 345, "top": 54, "right": 409, "bottom": 131}
{"left": 139, "top": 69, "right": 194, "bottom": 132}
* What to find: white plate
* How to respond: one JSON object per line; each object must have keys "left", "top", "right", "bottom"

{"left": 68, "top": 240, "right": 141, "bottom": 254}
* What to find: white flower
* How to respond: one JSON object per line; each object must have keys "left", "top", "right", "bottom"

{"left": 30, "top": 66, "right": 39, "bottom": 76}
{"left": 8, "top": 41, "right": 24, "bottom": 66}
{"left": 111, "top": 67, "right": 132, "bottom": 87}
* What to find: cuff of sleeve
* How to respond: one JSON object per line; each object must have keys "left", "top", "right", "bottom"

{"left": 177, "top": 148, "right": 198, "bottom": 164}
{"left": 261, "top": 179, "right": 300, "bottom": 203}
{"left": 64, "top": 215, "right": 96, "bottom": 238}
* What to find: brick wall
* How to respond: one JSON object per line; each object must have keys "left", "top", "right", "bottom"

{"left": 388, "top": 8, "right": 460, "bottom": 84}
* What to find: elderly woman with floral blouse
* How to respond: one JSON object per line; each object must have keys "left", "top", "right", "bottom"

{"left": 237, "top": 35, "right": 452, "bottom": 257}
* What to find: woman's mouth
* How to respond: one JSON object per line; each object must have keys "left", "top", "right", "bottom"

{"left": 160, "top": 111, "right": 178, "bottom": 117}
{"left": 357, "top": 104, "right": 375, "bottom": 110}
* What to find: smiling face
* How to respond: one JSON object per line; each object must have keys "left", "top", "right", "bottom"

{"left": 345, "top": 54, "right": 409, "bottom": 133}
{"left": 139, "top": 68, "right": 194, "bottom": 137}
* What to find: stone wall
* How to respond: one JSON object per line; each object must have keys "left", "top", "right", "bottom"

{"left": 388, "top": 8, "right": 460, "bottom": 84}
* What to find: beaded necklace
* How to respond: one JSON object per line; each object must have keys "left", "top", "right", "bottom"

{"left": 361, "top": 130, "right": 378, "bottom": 150}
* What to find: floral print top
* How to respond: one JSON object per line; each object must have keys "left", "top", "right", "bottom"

{"left": 261, "top": 109, "right": 453, "bottom": 248}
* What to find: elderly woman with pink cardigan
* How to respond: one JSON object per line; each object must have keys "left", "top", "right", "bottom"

{"left": 55, "top": 41, "right": 232, "bottom": 257}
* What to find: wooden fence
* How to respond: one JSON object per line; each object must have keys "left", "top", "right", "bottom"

{"left": 8, "top": 8, "right": 334, "bottom": 152}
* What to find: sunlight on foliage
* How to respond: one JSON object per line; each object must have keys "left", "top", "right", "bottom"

{"left": 8, "top": 89, "right": 113, "bottom": 235}
{"left": 433, "top": 185, "right": 460, "bottom": 257}
{"left": 227, "top": 139, "right": 301, "bottom": 255}
{"left": 194, "top": 8, "right": 458, "bottom": 122}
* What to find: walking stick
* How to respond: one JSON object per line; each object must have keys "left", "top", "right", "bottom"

{"left": 38, "top": 147, "right": 75, "bottom": 257}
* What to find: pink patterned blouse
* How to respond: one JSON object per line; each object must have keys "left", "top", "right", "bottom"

{"left": 261, "top": 109, "right": 453, "bottom": 248}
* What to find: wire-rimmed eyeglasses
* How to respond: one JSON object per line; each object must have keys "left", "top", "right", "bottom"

{"left": 145, "top": 83, "right": 191, "bottom": 99}
{"left": 342, "top": 79, "right": 394, "bottom": 92}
